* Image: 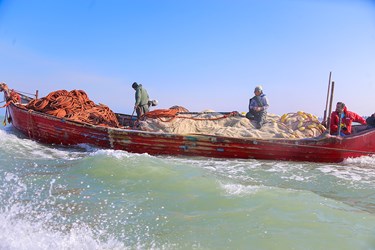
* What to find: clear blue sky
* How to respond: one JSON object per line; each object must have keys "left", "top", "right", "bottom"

{"left": 1, "top": 0, "right": 374, "bottom": 117}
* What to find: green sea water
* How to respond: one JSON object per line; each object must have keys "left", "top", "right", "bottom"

{"left": 0, "top": 122, "right": 375, "bottom": 249}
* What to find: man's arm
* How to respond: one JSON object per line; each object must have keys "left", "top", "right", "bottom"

{"left": 135, "top": 89, "right": 141, "bottom": 106}
{"left": 330, "top": 112, "right": 338, "bottom": 133}
{"left": 352, "top": 112, "right": 367, "bottom": 125}
{"left": 262, "top": 96, "right": 269, "bottom": 111}
{"left": 249, "top": 98, "right": 256, "bottom": 111}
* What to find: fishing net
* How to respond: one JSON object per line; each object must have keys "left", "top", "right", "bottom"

{"left": 138, "top": 109, "right": 326, "bottom": 139}
{"left": 25, "top": 89, "right": 120, "bottom": 127}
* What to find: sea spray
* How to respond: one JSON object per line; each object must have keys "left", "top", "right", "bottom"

{"left": 1, "top": 124, "right": 375, "bottom": 249}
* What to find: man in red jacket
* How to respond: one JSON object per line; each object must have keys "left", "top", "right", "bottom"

{"left": 330, "top": 102, "right": 367, "bottom": 136}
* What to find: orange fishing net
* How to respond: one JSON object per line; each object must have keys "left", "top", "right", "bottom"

{"left": 25, "top": 89, "right": 120, "bottom": 127}
{"left": 145, "top": 109, "right": 180, "bottom": 119}
{"left": 143, "top": 107, "right": 239, "bottom": 123}
{"left": 169, "top": 105, "right": 189, "bottom": 112}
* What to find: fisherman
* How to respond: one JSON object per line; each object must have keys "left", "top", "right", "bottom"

{"left": 246, "top": 85, "right": 269, "bottom": 129}
{"left": 132, "top": 82, "right": 150, "bottom": 119}
{"left": 330, "top": 102, "right": 366, "bottom": 136}
{"left": 366, "top": 113, "right": 375, "bottom": 128}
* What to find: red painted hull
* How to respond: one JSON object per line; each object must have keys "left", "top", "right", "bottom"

{"left": 6, "top": 103, "right": 375, "bottom": 163}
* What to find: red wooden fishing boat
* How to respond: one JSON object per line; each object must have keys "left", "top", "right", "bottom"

{"left": 1, "top": 84, "right": 375, "bottom": 163}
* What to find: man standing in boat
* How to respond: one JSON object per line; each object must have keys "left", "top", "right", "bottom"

{"left": 132, "top": 82, "right": 150, "bottom": 119}
{"left": 246, "top": 85, "right": 269, "bottom": 129}
{"left": 330, "top": 102, "right": 366, "bottom": 136}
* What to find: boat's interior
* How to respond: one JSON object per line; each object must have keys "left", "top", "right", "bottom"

{"left": 15, "top": 91, "right": 375, "bottom": 136}
{"left": 115, "top": 113, "right": 135, "bottom": 127}
{"left": 351, "top": 124, "right": 375, "bottom": 136}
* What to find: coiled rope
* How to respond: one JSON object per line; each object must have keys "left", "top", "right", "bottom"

{"left": 25, "top": 89, "right": 120, "bottom": 127}
{"left": 143, "top": 108, "right": 239, "bottom": 123}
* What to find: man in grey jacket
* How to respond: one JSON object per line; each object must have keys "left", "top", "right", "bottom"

{"left": 132, "top": 82, "right": 150, "bottom": 118}
{"left": 246, "top": 85, "right": 269, "bottom": 129}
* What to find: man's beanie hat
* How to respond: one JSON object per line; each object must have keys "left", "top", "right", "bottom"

{"left": 254, "top": 86, "right": 263, "bottom": 92}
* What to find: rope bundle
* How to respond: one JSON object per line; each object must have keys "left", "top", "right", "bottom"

{"left": 26, "top": 89, "right": 120, "bottom": 127}
{"left": 144, "top": 108, "right": 238, "bottom": 123}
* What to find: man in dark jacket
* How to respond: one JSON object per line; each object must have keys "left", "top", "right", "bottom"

{"left": 366, "top": 113, "right": 375, "bottom": 127}
{"left": 246, "top": 85, "right": 269, "bottom": 129}
{"left": 330, "top": 102, "right": 366, "bottom": 136}
{"left": 132, "top": 82, "right": 150, "bottom": 118}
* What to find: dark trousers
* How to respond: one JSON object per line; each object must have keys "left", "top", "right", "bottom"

{"left": 246, "top": 110, "right": 267, "bottom": 127}
{"left": 136, "top": 104, "right": 150, "bottom": 118}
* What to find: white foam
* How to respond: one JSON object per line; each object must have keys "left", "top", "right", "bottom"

{"left": 317, "top": 163, "right": 375, "bottom": 186}
{"left": 0, "top": 129, "right": 86, "bottom": 160}
{"left": 220, "top": 182, "right": 263, "bottom": 196}
{"left": 0, "top": 168, "right": 125, "bottom": 250}
{"left": 343, "top": 155, "right": 375, "bottom": 167}
{"left": 88, "top": 148, "right": 152, "bottom": 160}
{"left": 0, "top": 212, "right": 125, "bottom": 250}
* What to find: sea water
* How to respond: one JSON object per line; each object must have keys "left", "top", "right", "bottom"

{"left": 0, "top": 117, "right": 374, "bottom": 250}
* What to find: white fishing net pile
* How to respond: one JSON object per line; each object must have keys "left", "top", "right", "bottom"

{"left": 137, "top": 111, "right": 326, "bottom": 139}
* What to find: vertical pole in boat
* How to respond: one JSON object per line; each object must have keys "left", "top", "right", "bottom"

{"left": 35, "top": 90, "right": 39, "bottom": 99}
{"left": 337, "top": 112, "right": 343, "bottom": 136}
{"left": 131, "top": 108, "right": 136, "bottom": 119}
{"left": 326, "top": 81, "right": 335, "bottom": 134}
{"left": 322, "top": 71, "right": 332, "bottom": 127}
{"left": 3, "top": 106, "right": 8, "bottom": 126}
{"left": 130, "top": 107, "right": 136, "bottom": 128}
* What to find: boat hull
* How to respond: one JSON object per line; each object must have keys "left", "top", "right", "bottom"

{"left": 7, "top": 103, "right": 375, "bottom": 163}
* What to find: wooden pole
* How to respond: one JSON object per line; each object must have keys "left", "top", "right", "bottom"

{"left": 130, "top": 107, "right": 137, "bottom": 128}
{"left": 337, "top": 112, "right": 343, "bottom": 136}
{"left": 322, "top": 71, "right": 332, "bottom": 127}
{"left": 326, "top": 81, "right": 335, "bottom": 134}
